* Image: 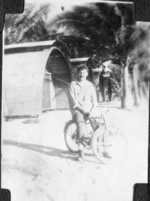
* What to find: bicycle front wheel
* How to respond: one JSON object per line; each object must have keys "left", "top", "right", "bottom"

{"left": 92, "top": 125, "right": 128, "bottom": 164}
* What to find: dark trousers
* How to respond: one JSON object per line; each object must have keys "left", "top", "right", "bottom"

{"left": 99, "top": 76, "right": 112, "bottom": 102}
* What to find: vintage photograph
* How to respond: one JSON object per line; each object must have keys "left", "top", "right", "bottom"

{"left": 2, "top": 0, "right": 150, "bottom": 201}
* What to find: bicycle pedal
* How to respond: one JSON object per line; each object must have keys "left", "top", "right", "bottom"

{"left": 103, "top": 152, "right": 111, "bottom": 159}
{"left": 84, "top": 138, "right": 90, "bottom": 144}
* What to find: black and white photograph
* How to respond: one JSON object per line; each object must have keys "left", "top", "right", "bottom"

{"left": 1, "top": 0, "right": 150, "bottom": 201}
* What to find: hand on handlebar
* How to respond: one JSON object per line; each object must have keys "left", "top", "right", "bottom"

{"left": 85, "top": 108, "right": 95, "bottom": 118}
{"left": 75, "top": 106, "right": 90, "bottom": 116}
{"left": 75, "top": 106, "right": 95, "bottom": 118}
{"left": 83, "top": 110, "right": 90, "bottom": 116}
{"left": 84, "top": 111, "right": 94, "bottom": 119}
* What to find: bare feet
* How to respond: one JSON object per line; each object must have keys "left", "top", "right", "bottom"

{"left": 78, "top": 156, "right": 84, "bottom": 163}
{"left": 78, "top": 144, "right": 85, "bottom": 163}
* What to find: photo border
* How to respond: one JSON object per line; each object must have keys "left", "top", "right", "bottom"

{"left": 0, "top": 1, "right": 149, "bottom": 201}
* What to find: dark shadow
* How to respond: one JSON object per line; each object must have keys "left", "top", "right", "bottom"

{"left": 3, "top": 139, "right": 79, "bottom": 162}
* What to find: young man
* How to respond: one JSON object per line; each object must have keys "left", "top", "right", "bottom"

{"left": 68, "top": 64, "right": 97, "bottom": 163}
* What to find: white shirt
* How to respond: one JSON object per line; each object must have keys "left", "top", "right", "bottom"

{"left": 68, "top": 80, "right": 97, "bottom": 115}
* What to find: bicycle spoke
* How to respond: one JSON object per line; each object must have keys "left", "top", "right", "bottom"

{"left": 92, "top": 125, "right": 127, "bottom": 164}
{"left": 67, "top": 129, "right": 76, "bottom": 136}
{"left": 65, "top": 121, "right": 79, "bottom": 153}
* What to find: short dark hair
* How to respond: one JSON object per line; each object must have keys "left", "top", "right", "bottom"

{"left": 77, "top": 63, "right": 89, "bottom": 72}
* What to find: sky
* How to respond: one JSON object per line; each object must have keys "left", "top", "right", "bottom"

{"left": 24, "top": 0, "right": 134, "bottom": 26}
{"left": 24, "top": 0, "right": 75, "bottom": 23}
{"left": 24, "top": 0, "right": 133, "bottom": 18}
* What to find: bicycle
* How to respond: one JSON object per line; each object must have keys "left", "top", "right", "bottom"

{"left": 64, "top": 110, "right": 128, "bottom": 164}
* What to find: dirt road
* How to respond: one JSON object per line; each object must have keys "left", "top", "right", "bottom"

{"left": 2, "top": 107, "right": 148, "bottom": 201}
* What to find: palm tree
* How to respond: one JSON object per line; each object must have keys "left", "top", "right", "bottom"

{"left": 130, "top": 23, "right": 150, "bottom": 105}
{"left": 50, "top": 4, "right": 121, "bottom": 46}
{"left": 49, "top": 3, "right": 137, "bottom": 108}
{"left": 5, "top": 2, "right": 149, "bottom": 108}
{"left": 114, "top": 4, "right": 135, "bottom": 108}
{"left": 5, "top": 3, "right": 50, "bottom": 44}
{"left": 55, "top": 3, "right": 150, "bottom": 108}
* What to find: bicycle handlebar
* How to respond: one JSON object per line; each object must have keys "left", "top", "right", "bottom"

{"left": 88, "top": 109, "right": 109, "bottom": 119}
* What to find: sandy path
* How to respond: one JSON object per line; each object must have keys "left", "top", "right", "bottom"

{"left": 1, "top": 107, "right": 148, "bottom": 201}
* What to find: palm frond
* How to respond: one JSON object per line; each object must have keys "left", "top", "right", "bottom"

{"left": 5, "top": 3, "right": 50, "bottom": 44}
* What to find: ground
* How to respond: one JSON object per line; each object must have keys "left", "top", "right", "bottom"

{"left": 1, "top": 104, "right": 149, "bottom": 201}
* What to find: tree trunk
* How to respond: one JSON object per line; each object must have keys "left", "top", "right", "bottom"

{"left": 121, "top": 62, "right": 132, "bottom": 108}
{"left": 133, "top": 64, "right": 140, "bottom": 106}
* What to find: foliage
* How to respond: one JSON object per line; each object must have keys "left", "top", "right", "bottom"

{"left": 5, "top": 3, "right": 139, "bottom": 64}
{"left": 47, "top": 3, "right": 141, "bottom": 69}
{"left": 4, "top": 2, "right": 149, "bottom": 105}
{"left": 130, "top": 23, "right": 150, "bottom": 82}
{"left": 5, "top": 3, "right": 50, "bottom": 44}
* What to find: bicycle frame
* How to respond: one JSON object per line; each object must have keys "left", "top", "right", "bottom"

{"left": 64, "top": 109, "right": 109, "bottom": 149}
{"left": 83, "top": 117, "right": 105, "bottom": 141}
{"left": 64, "top": 109, "right": 127, "bottom": 164}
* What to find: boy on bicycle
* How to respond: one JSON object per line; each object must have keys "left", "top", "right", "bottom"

{"left": 68, "top": 64, "right": 98, "bottom": 163}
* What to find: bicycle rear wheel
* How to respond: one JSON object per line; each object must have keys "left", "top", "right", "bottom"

{"left": 64, "top": 120, "right": 79, "bottom": 153}
{"left": 92, "top": 125, "right": 128, "bottom": 164}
